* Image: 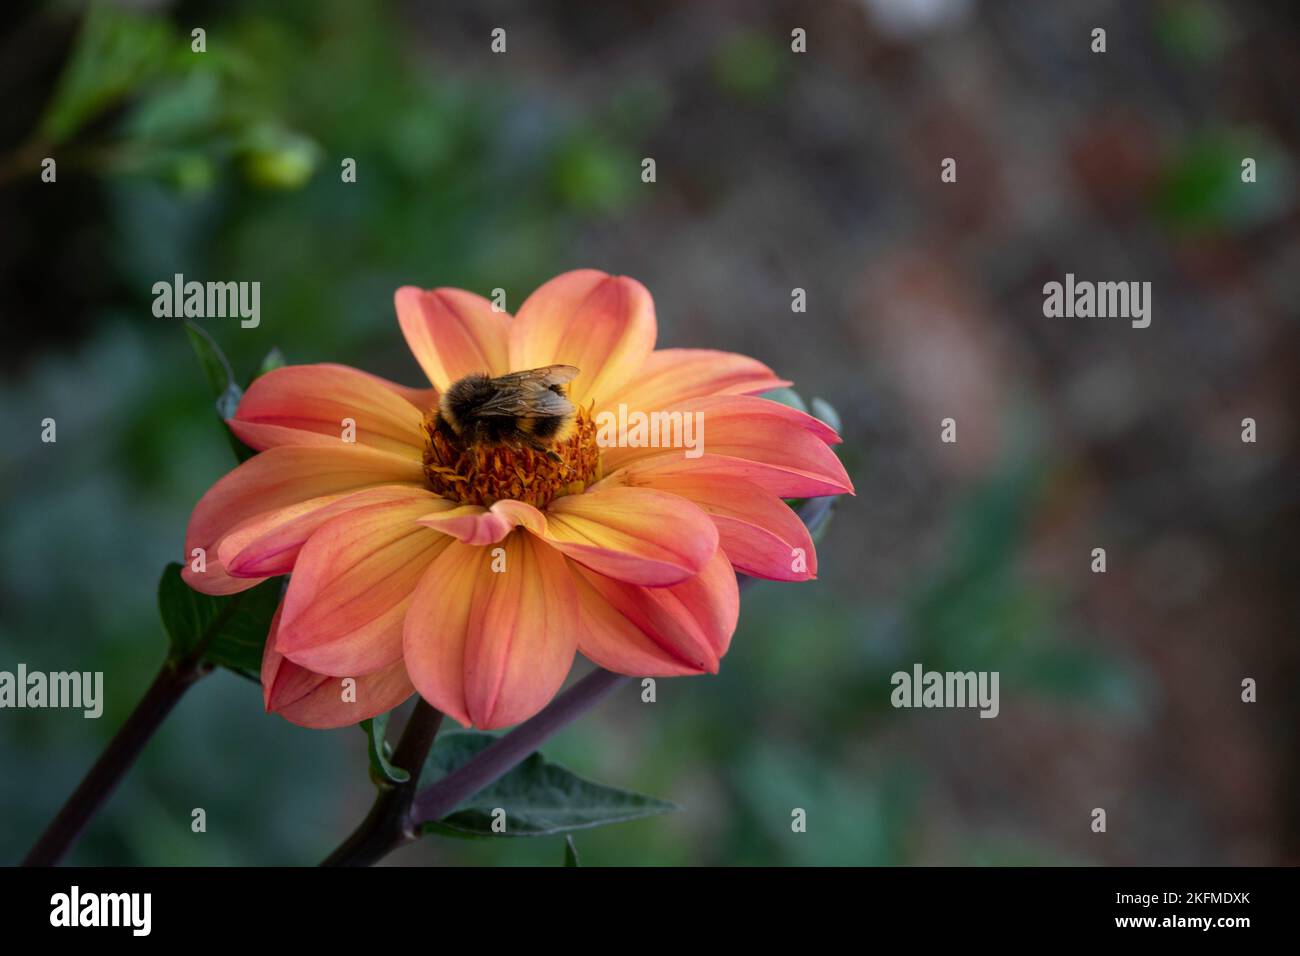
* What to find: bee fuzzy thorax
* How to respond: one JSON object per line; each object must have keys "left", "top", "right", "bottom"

{"left": 437, "top": 373, "right": 492, "bottom": 437}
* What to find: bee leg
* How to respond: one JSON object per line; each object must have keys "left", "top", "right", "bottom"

{"left": 542, "top": 446, "right": 570, "bottom": 473}
{"left": 520, "top": 436, "right": 568, "bottom": 470}
{"left": 466, "top": 422, "right": 490, "bottom": 482}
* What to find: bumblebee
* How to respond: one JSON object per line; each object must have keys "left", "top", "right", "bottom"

{"left": 436, "top": 364, "right": 579, "bottom": 460}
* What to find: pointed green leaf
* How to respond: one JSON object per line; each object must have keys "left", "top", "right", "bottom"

{"left": 185, "top": 324, "right": 242, "bottom": 422}
{"left": 157, "top": 563, "right": 281, "bottom": 677}
{"left": 359, "top": 713, "right": 410, "bottom": 786}
{"left": 420, "top": 731, "right": 677, "bottom": 838}
{"left": 185, "top": 321, "right": 254, "bottom": 461}
{"left": 563, "top": 834, "right": 580, "bottom": 867}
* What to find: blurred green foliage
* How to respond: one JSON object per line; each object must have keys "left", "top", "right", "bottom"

{"left": 41, "top": 2, "right": 324, "bottom": 190}
{"left": 1155, "top": 129, "right": 1293, "bottom": 232}
{"left": 0, "top": 0, "right": 1153, "bottom": 867}
{"left": 713, "top": 28, "right": 789, "bottom": 101}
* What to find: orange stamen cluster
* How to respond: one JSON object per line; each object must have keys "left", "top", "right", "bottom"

{"left": 421, "top": 407, "right": 600, "bottom": 508}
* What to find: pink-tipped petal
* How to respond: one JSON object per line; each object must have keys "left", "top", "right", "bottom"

{"left": 261, "top": 601, "right": 415, "bottom": 729}
{"left": 275, "top": 494, "right": 453, "bottom": 676}
{"left": 509, "top": 270, "right": 656, "bottom": 409}
{"left": 229, "top": 364, "right": 428, "bottom": 460}
{"left": 416, "top": 499, "right": 546, "bottom": 545}
{"left": 542, "top": 485, "right": 718, "bottom": 586}
{"left": 418, "top": 486, "right": 717, "bottom": 585}
{"left": 614, "top": 452, "right": 850, "bottom": 500}
{"left": 574, "top": 547, "right": 739, "bottom": 676}
{"left": 601, "top": 467, "right": 817, "bottom": 581}
{"left": 608, "top": 348, "right": 789, "bottom": 412}
{"left": 404, "top": 534, "right": 578, "bottom": 729}
{"left": 395, "top": 286, "right": 511, "bottom": 391}
{"left": 219, "top": 484, "right": 451, "bottom": 578}
{"left": 601, "top": 395, "right": 853, "bottom": 499}
{"left": 183, "top": 445, "right": 426, "bottom": 596}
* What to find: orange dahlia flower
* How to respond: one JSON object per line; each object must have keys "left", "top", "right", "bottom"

{"left": 183, "top": 270, "right": 852, "bottom": 729}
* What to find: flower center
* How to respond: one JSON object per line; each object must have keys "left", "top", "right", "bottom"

{"left": 421, "top": 406, "right": 600, "bottom": 508}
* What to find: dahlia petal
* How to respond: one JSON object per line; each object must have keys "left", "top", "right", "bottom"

{"left": 395, "top": 286, "right": 511, "bottom": 391}
{"left": 416, "top": 499, "right": 546, "bottom": 545}
{"left": 183, "top": 445, "right": 426, "bottom": 596}
{"left": 541, "top": 485, "right": 718, "bottom": 586}
{"left": 573, "top": 547, "right": 739, "bottom": 676}
{"left": 275, "top": 494, "right": 453, "bottom": 676}
{"left": 602, "top": 394, "right": 840, "bottom": 465}
{"left": 270, "top": 659, "right": 415, "bottom": 730}
{"left": 229, "top": 363, "right": 427, "bottom": 460}
{"left": 262, "top": 602, "right": 317, "bottom": 708}
{"left": 225, "top": 422, "right": 347, "bottom": 452}
{"left": 219, "top": 485, "right": 454, "bottom": 578}
{"left": 601, "top": 395, "right": 853, "bottom": 498}
{"left": 376, "top": 380, "right": 439, "bottom": 411}
{"left": 614, "top": 453, "right": 848, "bottom": 500}
{"left": 404, "top": 534, "right": 578, "bottom": 729}
{"left": 609, "top": 348, "right": 789, "bottom": 412}
{"left": 601, "top": 468, "right": 816, "bottom": 581}
{"left": 508, "top": 270, "right": 656, "bottom": 409}
{"left": 261, "top": 601, "right": 415, "bottom": 729}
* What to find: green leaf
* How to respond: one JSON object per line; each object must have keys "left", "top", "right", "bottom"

{"left": 810, "top": 396, "right": 842, "bottom": 434}
{"left": 420, "top": 731, "right": 677, "bottom": 838}
{"left": 185, "top": 321, "right": 254, "bottom": 461}
{"left": 157, "top": 563, "right": 281, "bottom": 676}
{"left": 360, "top": 713, "right": 410, "bottom": 786}
{"left": 563, "top": 834, "right": 580, "bottom": 867}
{"left": 39, "top": 3, "right": 176, "bottom": 144}
{"left": 763, "top": 386, "right": 807, "bottom": 413}
{"left": 185, "top": 321, "right": 241, "bottom": 415}
{"left": 123, "top": 68, "right": 223, "bottom": 144}
{"left": 256, "top": 347, "right": 287, "bottom": 380}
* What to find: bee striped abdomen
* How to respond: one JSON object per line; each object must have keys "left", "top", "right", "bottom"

{"left": 521, "top": 414, "right": 573, "bottom": 440}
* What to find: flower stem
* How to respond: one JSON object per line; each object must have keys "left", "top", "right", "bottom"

{"left": 22, "top": 657, "right": 208, "bottom": 866}
{"left": 320, "top": 698, "right": 444, "bottom": 867}
{"left": 407, "top": 668, "right": 628, "bottom": 827}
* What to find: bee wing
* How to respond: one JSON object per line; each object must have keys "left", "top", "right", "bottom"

{"left": 487, "top": 365, "right": 580, "bottom": 389}
{"left": 472, "top": 384, "right": 575, "bottom": 419}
